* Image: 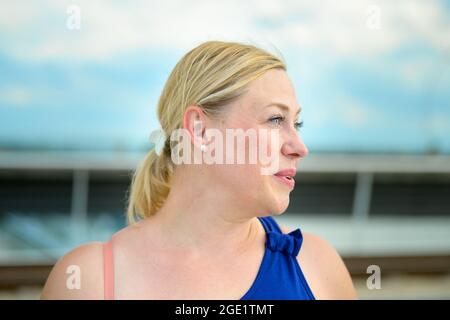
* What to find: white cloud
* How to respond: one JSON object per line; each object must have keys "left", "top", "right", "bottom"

{"left": 340, "top": 101, "right": 372, "bottom": 128}
{"left": 0, "top": 0, "right": 448, "bottom": 62}
{"left": 0, "top": 86, "right": 32, "bottom": 107}
{"left": 306, "top": 95, "right": 381, "bottom": 129}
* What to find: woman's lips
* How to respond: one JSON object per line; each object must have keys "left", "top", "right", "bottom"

{"left": 273, "top": 174, "right": 295, "bottom": 189}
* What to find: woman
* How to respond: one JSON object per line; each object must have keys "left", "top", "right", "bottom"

{"left": 41, "top": 40, "right": 357, "bottom": 300}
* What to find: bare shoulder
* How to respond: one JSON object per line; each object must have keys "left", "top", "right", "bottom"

{"left": 279, "top": 224, "right": 358, "bottom": 300}
{"left": 40, "top": 241, "right": 105, "bottom": 300}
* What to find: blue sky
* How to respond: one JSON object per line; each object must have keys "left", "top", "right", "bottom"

{"left": 0, "top": 0, "right": 449, "bottom": 153}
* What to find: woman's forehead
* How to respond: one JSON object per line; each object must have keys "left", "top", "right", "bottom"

{"left": 244, "top": 72, "right": 297, "bottom": 106}
{"left": 243, "top": 91, "right": 300, "bottom": 115}
{"left": 222, "top": 70, "right": 299, "bottom": 118}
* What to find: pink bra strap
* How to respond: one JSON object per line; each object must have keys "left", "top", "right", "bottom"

{"left": 103, "top": 240, "right": 115, "bottom": 300}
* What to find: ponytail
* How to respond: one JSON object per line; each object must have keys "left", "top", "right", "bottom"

{"left": 127, "top": 145, "right": 174, "bottom": 224}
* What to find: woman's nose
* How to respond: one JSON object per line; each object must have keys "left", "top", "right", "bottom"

{"left": 282, "top": 128, "right": 309, "bottom": 160}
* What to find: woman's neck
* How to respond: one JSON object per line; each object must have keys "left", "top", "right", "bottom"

{"left": 143, "top": 167, "right": 262, "bottom": 255}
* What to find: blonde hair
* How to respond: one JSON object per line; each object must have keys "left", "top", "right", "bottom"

{"left": 126, "top": 40, "right": 286, "bottom": 224}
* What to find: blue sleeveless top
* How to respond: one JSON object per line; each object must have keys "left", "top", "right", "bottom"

{"left": 240, "top": 216, "right": 316, "bottom": 300}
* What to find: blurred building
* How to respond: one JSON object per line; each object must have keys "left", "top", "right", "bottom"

{"left": 1, "top": 150, "right": 449, "bottom": 299}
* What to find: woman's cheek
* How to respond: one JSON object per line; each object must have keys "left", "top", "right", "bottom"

{"left": 256, "top": 127, "right": 281, "bottom": 175}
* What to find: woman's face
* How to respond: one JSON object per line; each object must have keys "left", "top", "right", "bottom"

{"left": 205, "top": 68, "right": 309, "bottom": 217}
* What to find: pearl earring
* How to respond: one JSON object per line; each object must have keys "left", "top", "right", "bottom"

{"left": 200, "top": 144, "right": 206, "bottom": 152}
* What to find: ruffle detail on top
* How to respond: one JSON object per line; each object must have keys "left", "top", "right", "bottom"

{"left": 266, "top": 228, "right": 303, "bottom": 257}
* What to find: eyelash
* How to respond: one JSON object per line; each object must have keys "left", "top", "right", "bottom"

{"left": 269, "top": 116, "right": 304, "bottom": 131}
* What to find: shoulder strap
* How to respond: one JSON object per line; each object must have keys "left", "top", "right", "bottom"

{"left": 103, "top": 240, "right": 115, "bottom": 300}
{"left": 260, "top": 216, "right": 304, "bottom": 256}
{"left": 258, "top": 215, "right": 283, "bottom": 233}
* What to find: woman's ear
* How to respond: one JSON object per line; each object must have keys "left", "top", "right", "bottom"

{"left": 183, "top": 105, "right": 207, "bottom": 150}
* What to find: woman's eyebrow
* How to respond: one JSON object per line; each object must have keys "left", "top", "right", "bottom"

{"left": 265, "top": 102, "right": 301, "bottom": 115}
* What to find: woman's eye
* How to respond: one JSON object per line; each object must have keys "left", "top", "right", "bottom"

{"left": 269, "top": 116, "right": 304, "bottom": 131}
{"left": 269, "top": 116, "right": 284, "bottom": 125}
{"left": 294, "top": 120, "right": 304, "bottom": 131}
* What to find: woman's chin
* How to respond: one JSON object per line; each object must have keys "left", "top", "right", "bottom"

{"left": 268, "top": 196, "right": 290, "bottom": 215}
